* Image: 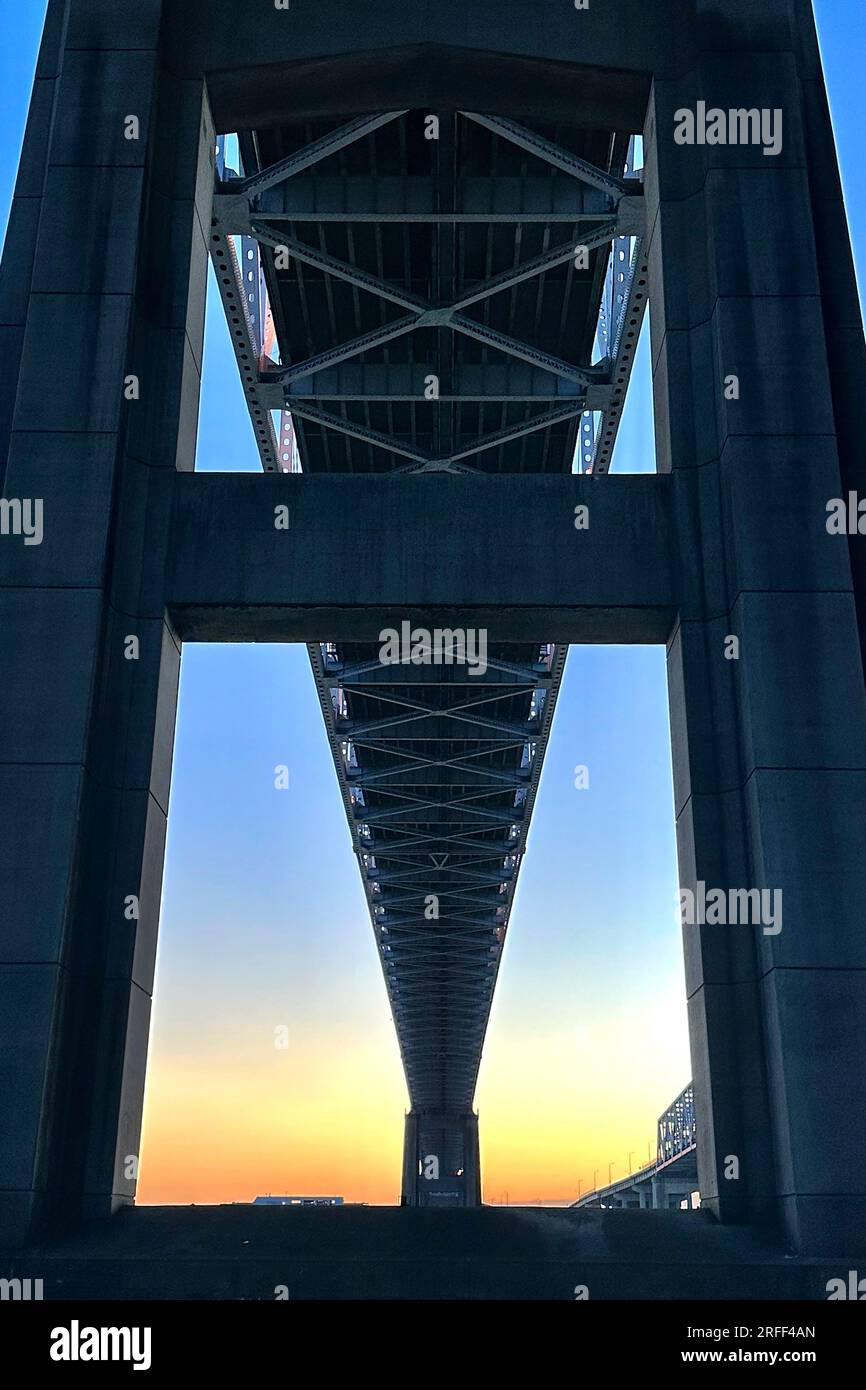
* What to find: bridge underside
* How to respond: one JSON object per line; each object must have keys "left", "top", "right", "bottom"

{"left": 313, "top": 639, "right": 563, "bottom": 1209}
{"left": 211, "top": 107, "right": 642, "bottom": 1203}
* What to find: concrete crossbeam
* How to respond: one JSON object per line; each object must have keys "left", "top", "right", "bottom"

{"left": 166, "top": 473, "right": 674, "bottom": 644}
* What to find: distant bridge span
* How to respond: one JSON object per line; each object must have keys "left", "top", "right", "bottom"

{"left": 572, "top": 1085, "right": 699, "bottom": 1212}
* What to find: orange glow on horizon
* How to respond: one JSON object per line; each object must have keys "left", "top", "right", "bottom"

{"left": 137, "top": 979, "right": 689, "bottom": 1208}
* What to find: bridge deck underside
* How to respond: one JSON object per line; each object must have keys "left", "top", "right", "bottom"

{"left": 312, "top": 640, "right": 565, "bottom": 1111}
{"left": 219, "top": 107, "right": 630, "bottom": 1112}
{"left": 246, "top": 113, "right": 624, "bottom": 472}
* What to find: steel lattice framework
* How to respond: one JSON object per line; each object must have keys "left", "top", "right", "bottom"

{"left": 311, "top": 639, "right": 565, "bottom": 1110}
{"left": 658, "top": 1084, "right": 697, "bottom": 1165}
{"left": 211, "top": 109, "right": 645, "bottom": 1116}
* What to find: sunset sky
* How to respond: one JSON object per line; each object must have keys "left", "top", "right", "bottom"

{"left": 3, "top": 1, "right": 863, "bottom": 1208}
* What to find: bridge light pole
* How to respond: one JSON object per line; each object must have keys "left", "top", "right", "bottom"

{"left": 593, "top": 1169, "right": 599, "bottom": 1194}
{"left": 608, "top": 1162, "right": 616, "bottom": 1186}
{"left": 628, "top": 1151, "right": 636, "bottom": 1174}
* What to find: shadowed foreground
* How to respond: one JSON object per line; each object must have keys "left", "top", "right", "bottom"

{"left": 1, "top": 1206, "right": 849, "bottom": 1300}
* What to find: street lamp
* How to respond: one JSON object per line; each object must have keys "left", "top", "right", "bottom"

{"left": 608, "top": 1161, "right": 616, "bottom": 1185}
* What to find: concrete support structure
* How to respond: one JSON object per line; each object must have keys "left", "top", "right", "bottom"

{"left": 645, "top": 14, "right": 866, "bottom": 1255}
{"left": 400, "top": 1114, "right": 419, "bottom": 1208}
{"left": 652, "top": 1179, "right": 695, "bottom": 1212}
{"left": 0, "top": 1, "right": 212, "bottom": 1245}
{"left": 402, "top": 1111, "right": 481, "bottom": 1208}
{"left": 1, "top": 0, "right": 864, "bottom": 1266}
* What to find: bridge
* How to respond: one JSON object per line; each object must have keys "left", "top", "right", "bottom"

{"left": 213, "top": 109, "right": 644, "bottom": 1205}
{"left": 1, "top": 0, "right": 865, "bottom": 1298}
{"left": 572, "top": 1085, "right": 700, "bottom": 1212}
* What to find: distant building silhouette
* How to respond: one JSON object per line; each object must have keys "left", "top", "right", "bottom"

{"left": 252, "top": 1196, "right": 344, "bottom": 1207}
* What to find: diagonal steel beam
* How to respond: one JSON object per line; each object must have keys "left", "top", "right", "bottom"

{"left": 235, "top": 111, "right": 408, "bottom": 197}
{"left": 251, "top": 224, "right": 429, "bottom": 313}
{"left": 390, "top": 403, "right": 583, "bottom": 472}
{"left": 449, "top": 220, "right": 618, "bottom": 313}
{"left": 444, "top": 403, "right": 584, "bottom": 466}
{"left": 450, "top": 314, "right": 607, "bottom": 385}
{"left": 270, "top": 315, "right": 423, "bottom": 384}
{"left": 286, "top": 402, "right": 432, "bottom": 467}
{"left": 462, "top": 111, "right": 634, "bottom": 199}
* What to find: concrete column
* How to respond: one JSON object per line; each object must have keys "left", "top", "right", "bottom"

{"left": 400, "top": 1113, "right": 419, "bottom": 1207}
{"left": 462, "top": 1111, "right": 482, "bottom": 1208}
{"left": 792, "top": 2, "right": 866, "bottom": 675}
{"left": 646, "top": 6, "right": 866, "bottom": 1254}
{"left": 0, "top": 0, "right": 67, "bottom": 487}
{"left": 0, "top": 2, "right": 210, "bottom": 1245}
{"left": 651, "top": 1178, "right": 690, "bottom": 1211}
{"left": 404, "top": 1110, "right": 481, "bottom": 1207}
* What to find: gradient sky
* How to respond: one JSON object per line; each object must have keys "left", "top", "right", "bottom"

{"left": 3, "top": 1, "right": 863, "bottom": 1207}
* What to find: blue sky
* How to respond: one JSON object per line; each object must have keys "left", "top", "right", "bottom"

{"left": 2, "top": 1, "right": 863, "bottom": 1203}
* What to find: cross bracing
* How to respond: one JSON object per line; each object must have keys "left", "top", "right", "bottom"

{"left": 211, "top": 108, "right": 644, "bottom": 1111}
{"left": 213, "top": 110, "right": 645, "bottom": 477}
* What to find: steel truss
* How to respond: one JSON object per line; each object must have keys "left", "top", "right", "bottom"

{"left": 209, "top": 108, "right": 645, "bottom": 1113}
{"left": 212, "top": 110, "right": 645, "bottom": 476}
{"left": 658, "top": 1084, "right": 697, "bottom": 1163}
{"left": 310, "top": 641, "right": 567, "bottom": 1110}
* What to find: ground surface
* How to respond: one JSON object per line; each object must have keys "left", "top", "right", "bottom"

{"left": 1, "top": 1205, "right": 851, "bottom": 1300}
